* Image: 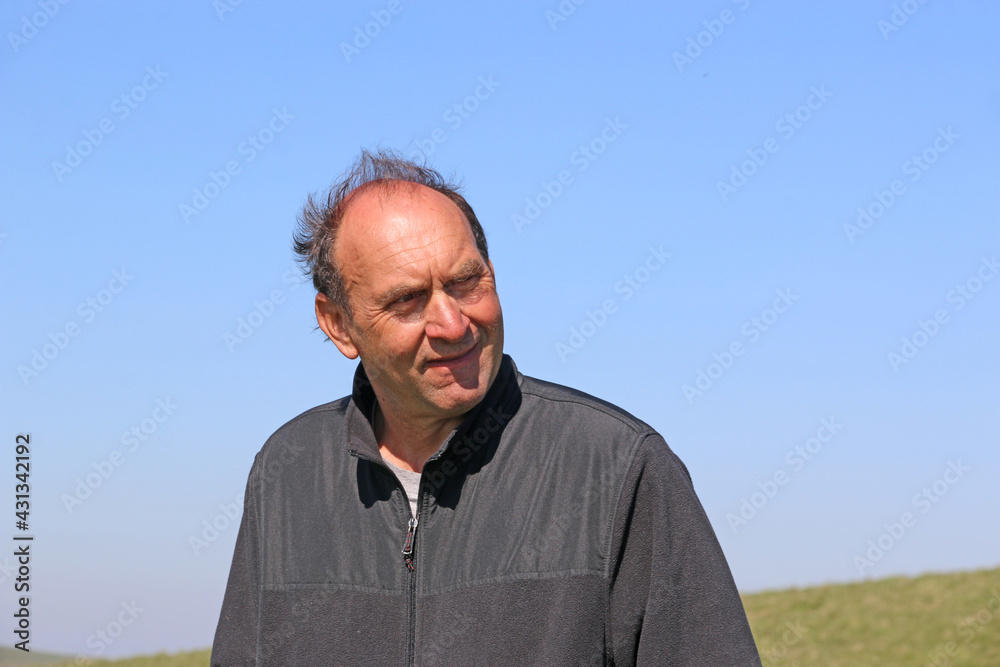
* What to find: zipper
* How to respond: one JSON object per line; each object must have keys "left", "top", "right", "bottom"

{"left": 401, "top": 438, "right": 454, "bottom": 664}
{"left": 359, "top": 453, "right": 420, "bottom": 663}
{"left": 402, "top": 514, "right": 419, "bottom": 570}
{"left": 404, "top": 509, "right": 420, "bottom": 665}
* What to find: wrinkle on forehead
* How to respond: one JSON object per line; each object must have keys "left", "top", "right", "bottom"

{"left": 335, "top": 183, "right": 478, "bottom": 293}
{"left": 370, "top": 223, "right": 469, "bottom": 269}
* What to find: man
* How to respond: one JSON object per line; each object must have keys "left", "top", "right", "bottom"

{"left": 211, "top": 150, "right": 761, "bottom": 665}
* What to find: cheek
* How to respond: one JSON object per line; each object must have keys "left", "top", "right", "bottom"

{"left": 385, "top": 324, "right": 429, "bottom": 363}
{"left": 355, "top": 323, "right": 416, "bottom": 366}
{"left": 475, "top": 297, "right": 503, "bottom": 332}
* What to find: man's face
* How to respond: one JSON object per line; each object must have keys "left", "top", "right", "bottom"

{"left": 317, "top": 182, "right": 504, "bottom": 422}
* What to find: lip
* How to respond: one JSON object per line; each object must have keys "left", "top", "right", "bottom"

{"left": 425, "top": 343, "right": 478, "bottom": 368}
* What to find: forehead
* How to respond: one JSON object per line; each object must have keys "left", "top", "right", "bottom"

{"left": 335, "top": 182, "right": 480, "bottom": 284}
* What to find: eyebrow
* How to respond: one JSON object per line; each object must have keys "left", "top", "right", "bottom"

{"left": 449, "top": 258, "right": 487, "bottom": 282}
{"left": 374, "top": 258, "right": 487, "bottom": 306}
{"left": 375, "top": 283, "right": 419, "bottom": 307}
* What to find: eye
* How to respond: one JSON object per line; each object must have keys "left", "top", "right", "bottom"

{"left": 451, "top": 274, "right": 480, "bottom": 288}
{"left": 395, "top": 292, "right": 417, "bottom": 304}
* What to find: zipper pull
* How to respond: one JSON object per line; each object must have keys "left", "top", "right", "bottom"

{"left": 402, "top": 515, "right": 419, "bottom": 571}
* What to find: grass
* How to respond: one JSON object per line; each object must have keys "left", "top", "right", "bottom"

{"left": 0, "top": 646, "right": 72, "bottom": 665}
{"left": 46, "top": 651, "right": 210, "bottom": 667}
{"left": 744, "top": 567, "right": 1000, "bottom": 666}
{"left": 23, "top": 567, "right": 1000, "bottom": 666}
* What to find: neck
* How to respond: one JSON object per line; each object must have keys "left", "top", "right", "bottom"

{"left": 374, "top": 403, "right": 463, "bottom": 473}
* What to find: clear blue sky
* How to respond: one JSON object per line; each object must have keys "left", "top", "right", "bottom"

{"left": 2, "top": 0, "right": 997, "bottom": 658}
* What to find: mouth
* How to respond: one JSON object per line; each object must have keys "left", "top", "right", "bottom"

{"left": 425, "top": 343, "right": 479, "bottom": 368}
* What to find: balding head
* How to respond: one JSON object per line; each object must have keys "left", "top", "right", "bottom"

{"left": 293, "top": 149, "right": 489, "bottom": 317}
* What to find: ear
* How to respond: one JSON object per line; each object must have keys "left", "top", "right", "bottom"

{"left": 315, "top": 292, "right": 359, "bottom": 359}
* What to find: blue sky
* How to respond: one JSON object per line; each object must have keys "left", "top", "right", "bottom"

{"left": 2, "top": 0, "right": 998, "bottom": 658}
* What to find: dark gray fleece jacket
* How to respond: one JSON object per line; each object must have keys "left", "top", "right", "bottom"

{"left": 211, "top": 355, "right": 761, "bottom": 666}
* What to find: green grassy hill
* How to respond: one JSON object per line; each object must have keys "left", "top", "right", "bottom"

{"left": 745, "top": 567, "right": 1000, "bottom": 666}
{"left": 48, "top": 652, "right": 210, "bottom": 667}
{"left": 0, "top": 646, "right": 73, "bottom": 666}
{"left": 25, "top": 567, "right": 1000, "bottom": 666}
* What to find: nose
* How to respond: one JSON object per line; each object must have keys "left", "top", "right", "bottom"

{"left": 425, "top": 291, "right": 470, "bottom": 342}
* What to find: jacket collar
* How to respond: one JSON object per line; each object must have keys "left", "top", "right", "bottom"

{"left": 345, "top": 354, "right": 522, "bottom": 465}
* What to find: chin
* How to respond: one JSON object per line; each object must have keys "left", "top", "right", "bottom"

{"left": 435, "top": 386, "right": 488, "bottom": 415}
{"left": 425, "top": 377, "right": 494, "bottom": 417}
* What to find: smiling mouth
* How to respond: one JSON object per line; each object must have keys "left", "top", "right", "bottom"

{"left": 426, "top": 343, "right": 478, "bottom": 368}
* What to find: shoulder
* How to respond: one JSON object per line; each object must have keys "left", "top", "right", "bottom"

{"left": 513, "top": 371, "right": 688, "bottom": 478}
{"left": 255, "top": 395, "right": 353, "bottom": 466}
{"left": 268, "top": 394, "right": 352, "bottom": 438}
{"left": 517, "top": 372, "right": 657, "bottom": 440}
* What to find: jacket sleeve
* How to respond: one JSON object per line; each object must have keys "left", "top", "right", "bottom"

{"left": 607, "top": 434, "right": 761, "bottom": 666}
{"left": 211, "top": 454, "right": 262, "bottom": 666}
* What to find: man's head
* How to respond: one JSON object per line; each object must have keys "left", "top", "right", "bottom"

{"left": 294, "top": 150, "right": 504, "bottom": 421}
